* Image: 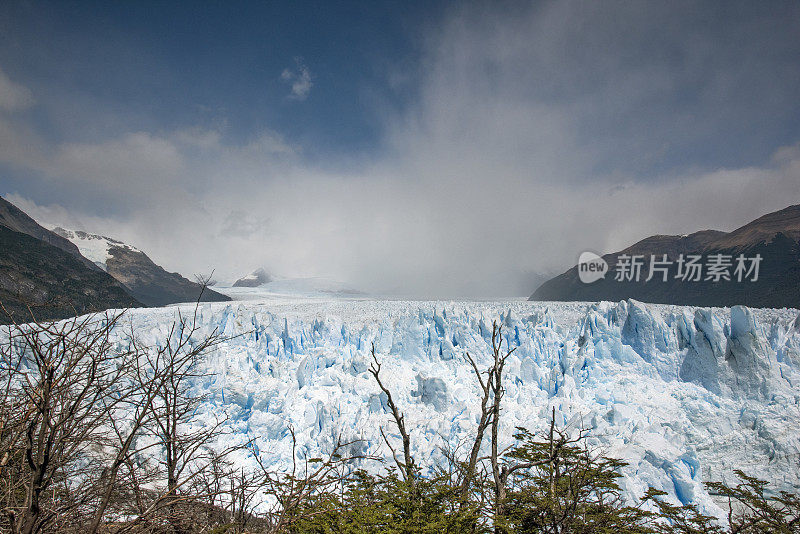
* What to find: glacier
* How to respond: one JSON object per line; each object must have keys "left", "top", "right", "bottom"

{"left": 114, "top": 295, "right": 800, "bottom": 518}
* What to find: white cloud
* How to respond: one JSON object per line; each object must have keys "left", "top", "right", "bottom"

{"left": 0, "top": 67, "right": 34, "bottom": 112}
{"left": 54, "top": 132, "right": 185, "bottom": 189}
{"left": 2, "top": 5, "right": 800, "bottom": 297}
{"left": 10, "top": 137, "right": 799, "bottom": 297}
{"left": 280, "top": 58, "right": 313, "bottom": 100}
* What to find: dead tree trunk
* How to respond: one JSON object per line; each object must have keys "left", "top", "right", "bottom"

{"left": 487, "top": 322, "right": 514, "bottom": 534}
{"left": 368, "top": 344, "right": 416, "bottom": 492}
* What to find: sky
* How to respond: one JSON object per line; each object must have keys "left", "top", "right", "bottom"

{"left": 1, "top": 1, "right": 799, "bottom": 297}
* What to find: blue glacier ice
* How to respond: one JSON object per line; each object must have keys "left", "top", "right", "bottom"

{"left": 117, "top": 296, "right": 800, "bottom": 518}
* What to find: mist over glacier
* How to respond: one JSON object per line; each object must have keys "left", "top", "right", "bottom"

{"left": 112, "top": 296, "right": 800, "bottom": 518}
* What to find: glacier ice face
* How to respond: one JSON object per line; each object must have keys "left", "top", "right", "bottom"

{"left": 116, "top": 297, "right": 800, "bottom": 518}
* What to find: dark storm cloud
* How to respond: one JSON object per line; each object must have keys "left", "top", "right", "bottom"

{"left": 2, "top": 1, "right": 800, "bottom": 297}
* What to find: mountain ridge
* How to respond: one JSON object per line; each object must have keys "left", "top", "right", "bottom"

{"left": 233, "top": 267, "right": 273, "bottom": 287}
{"left": 0, "top": 197, "right": 100, "bottom": 270}
{"left": 52, "top": 227, "right": 231, "bottom": 307}
{"left": 530, "top": 204, "right": 800, "bottom": 308}
{"left": 0, "top": 196, "right": 142, "bottom": 324}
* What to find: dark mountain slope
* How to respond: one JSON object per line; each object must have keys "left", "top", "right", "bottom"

{"left": 0, "top": 196, "right": 99, "bottom": 270}
{"left": 51, "top": 227, "right": 231, "bottom": 307}
{"left": 105, "top": 246, "right": 230, "bottom": 306}
{"left": 0, "top": 226, "right": 141, "bottom": 324}
{"left": 531, "top": 205, "right": 800, "bottom": 308}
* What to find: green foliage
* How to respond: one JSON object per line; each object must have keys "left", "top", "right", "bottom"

{"left": 641, "top": 488, "right": 725, "bottom": 534}
{"left": 262, "top": 427, "right": 800, "bottom": 534}
{"left": 206, "top": 522, "right": 236, "bottom": 534}
{"left": 502, "top": 428, "right": 652, "bottom": 534}
{"left": 706, "top": 470, "right": 800, "bottom": 534}
{"left": 287, "top": 467, "right": 483, "bottom": 534}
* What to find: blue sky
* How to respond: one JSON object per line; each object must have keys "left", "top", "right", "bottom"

{"left": 1, "top": 1, "right": 799, "bottom": 296}
{"left": 0, "top": 1, "right": 441, "bottom": 159}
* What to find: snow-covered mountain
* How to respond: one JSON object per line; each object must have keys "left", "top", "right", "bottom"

{"left": 233, "top": 267, "right": 273, "bottom": 287}
{"left": 0, "top": 197, "right": 140, "bottom": 323}
{"left": 118, "top": 297, "right": 800, "bottom": 519}
{"left": 51, "top": 226, "right": 230, "bottom": 307}
{"left": 51, "top": 227, "right": 143, "bottom": 271}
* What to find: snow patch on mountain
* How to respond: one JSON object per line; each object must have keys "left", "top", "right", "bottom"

{"left": 233, "top": 268, "right": 273, "bottom": 287}
{"left": 50, "top": 226, "right": 142, "bottom": 271}
{"left": 115, "top": 298, "right": 800, "bottom": 518}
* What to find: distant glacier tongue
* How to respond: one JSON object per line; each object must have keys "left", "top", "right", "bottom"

{"left": 123, "top": 297, "right": 800, "bottom": 518}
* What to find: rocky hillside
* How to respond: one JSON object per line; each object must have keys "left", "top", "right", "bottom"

{"left": 0, "top": 197, "right": 99, "bottom": 270}
{"left": 0, "top": 198, "right": 141, "bottom": 323}
{"left": 52, "top": 227, "right": 231, "bottom": 307}
{"left": 531, "top": 204, "right": 800, "bottom": 308}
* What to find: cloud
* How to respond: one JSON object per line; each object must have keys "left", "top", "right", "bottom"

{"left": 280, "top": 58, "right": 313, "bottom": 100}
{"left": 219, "top": 210, "right": 271, "bottom": 238}
{"left": 5, "top": 132, "right": 799, "bottom": 298}
{"left": 2, "top": 4, "right": 800, "bottom": 297}
{"left": 54, "top": 133, "right": 184, "bottom": 189}
{"left": 11, "top": 136, "right": 799, "bottom": 297}
{"left": 0, "top": 67, "right": 34, "bottom": 112}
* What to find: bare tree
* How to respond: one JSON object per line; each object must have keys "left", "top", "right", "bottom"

{"left": 0, "top": 308, "right": 130, "bottom": 534}
{"left": 458, "top": 327, "right": 504, "bottom": 505}
{"left": 487, "top": 321, "right": 514, "bottom": 529}
{"left": 0, "top": 278, "right": 245, "bottom": 534}
{"left": 85, "top": 318, "right": 201, "bottom": 534}
{"left": 460, "top": 321, "right": 561, "bottom": 532}
{"left": 112, "top": 297, "right": 242, "bottom": 534}
{"left": 368, "top": 343, "right": 417, "bottom": 491}
{"left": 250, "top": 428, "right": 374, "bottom": 532}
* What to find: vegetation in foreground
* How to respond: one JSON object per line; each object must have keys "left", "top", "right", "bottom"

{"left": 0, "top": 294, "right": 798, "bottom": 534}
